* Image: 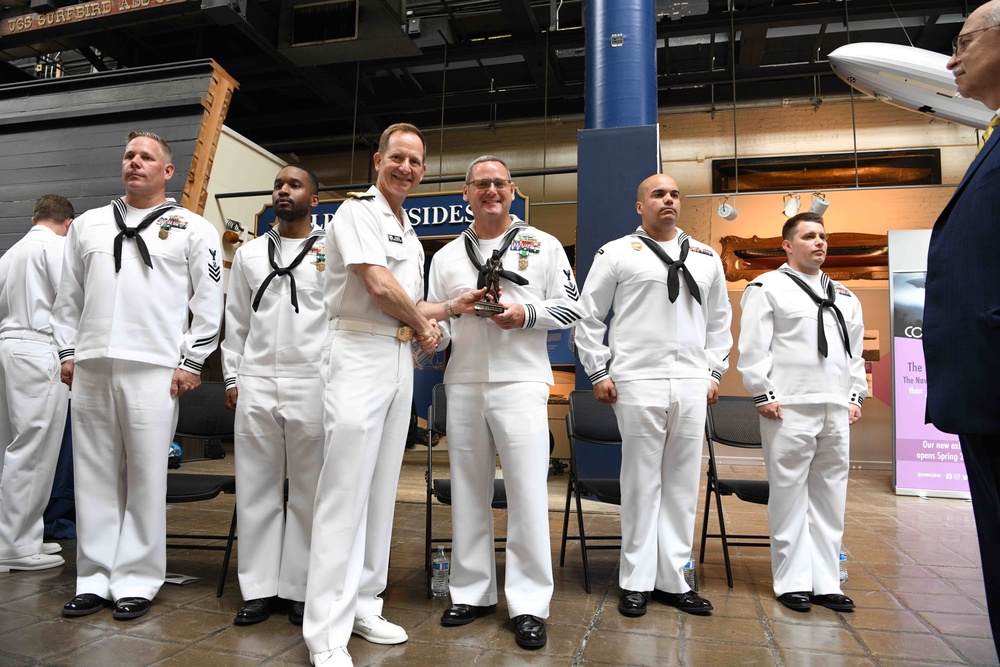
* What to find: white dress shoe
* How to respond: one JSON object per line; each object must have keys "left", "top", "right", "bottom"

{"left": 311, "top": 646, "right": 353, "bottom": 667}
{"left": 42, "top": 542, "right": 62, "bottom": 555}
{"left": 0, "top": 553, "right": 65, "bottom": 573}
{"left": 352, "top": 614, "right": 408, "bottom": 644}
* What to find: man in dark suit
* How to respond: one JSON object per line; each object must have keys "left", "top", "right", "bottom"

{"left": 923, "top": 1, "right": 1000, "bottom": 658}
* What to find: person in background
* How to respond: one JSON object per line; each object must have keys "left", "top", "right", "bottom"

{"left": 0, "top": 194, "right": 74, "bottom": 573}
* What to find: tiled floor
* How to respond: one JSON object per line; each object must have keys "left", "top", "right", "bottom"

{"left": 1, "top": 449, "right": 997, "bottom": 666}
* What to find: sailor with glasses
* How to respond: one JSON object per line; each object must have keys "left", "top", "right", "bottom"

{"left": 427, "top": 155, "right": 582, "bottom": 650}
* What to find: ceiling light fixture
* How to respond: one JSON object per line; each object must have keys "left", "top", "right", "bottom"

{"left": 809, "top": 191, "right": 830, "bottom": 215}
{"left": 783, "top": 193, "right": 801, "bottom": 217}
{"left": 718, "top": 196, "right": 738, "bottom": 220}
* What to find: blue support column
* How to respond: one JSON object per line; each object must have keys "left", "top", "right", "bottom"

{"left": 584, "top": 0, "right": 658, "bottom": 129}
{"left": 576, "top": 0, "right": 662, "bottom": 391}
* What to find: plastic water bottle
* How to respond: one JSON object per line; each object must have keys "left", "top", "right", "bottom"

{"left": 839, "top": 543, "right": 849, "bottom": 584}
{"left": 684, "top": 551, "right": 698, "bottom": 592}
{"left": 431, "top": 546, "right": 450, "bottom": 597}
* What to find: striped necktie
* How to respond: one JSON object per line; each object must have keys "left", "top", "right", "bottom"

{"left": 978, "top": 115, "right": 1000, "bottom": 154}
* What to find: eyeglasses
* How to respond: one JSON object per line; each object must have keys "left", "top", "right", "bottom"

{"left": 466, "top": 178, "right": 512, "bottom": 190}
{"left": 952, "top": 23, "right": 998, "bottom": 55}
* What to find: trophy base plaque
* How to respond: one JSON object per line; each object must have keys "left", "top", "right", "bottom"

{"left": 473, "top": 301, "right": 504, "bottom": 317}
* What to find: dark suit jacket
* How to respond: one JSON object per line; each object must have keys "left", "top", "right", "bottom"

{"left": 924, "top": 121, "right": 1000, "bottom": 434}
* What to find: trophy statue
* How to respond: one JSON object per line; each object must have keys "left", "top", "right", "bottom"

{"left": 474, "top": 250, "right": 506, "bottom": 317}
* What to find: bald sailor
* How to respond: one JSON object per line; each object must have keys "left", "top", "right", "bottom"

{"left": 576, "top": 173, "right": 731, "bottom": 619}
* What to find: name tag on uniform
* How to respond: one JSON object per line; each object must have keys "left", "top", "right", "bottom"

{"left": 388, "top": 234, "right": 403, "bottom": 244}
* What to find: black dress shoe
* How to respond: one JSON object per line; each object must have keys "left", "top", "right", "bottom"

{"left": 62, "top": 593, "right": 111, "bottom": 617}
{"left": 440, "top": 603, "right": 497, "bottom": 626}
{"left": 777, "top": 592, "right": 812, "bottom": 611}
{"left": 513, "top": 614, "right": 546, "bottom": 649}
{"left": 113, "top": 597, "right": 151, "bottom": 620}
{"left": 235, "top": 597, "right": 275, "bottom": 626}
{"left": 654, "top": 590, "right": 714, "bottom": 615}
{"left": 811, "top": 593, "right": 856, "bottom": 611}
{"left": 618, "top": 590, "right": 648, "bottom": 617}
{"left": 289, "top": 600, "right": 305, "bottom": 626}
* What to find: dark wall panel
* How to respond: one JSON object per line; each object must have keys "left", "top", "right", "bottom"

{"left": 0, "top": 61, "right": 217, "bottom": 255}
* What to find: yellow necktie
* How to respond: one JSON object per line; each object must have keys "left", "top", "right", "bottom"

{"left": 979, "top": 115, "right": 1000, "bottom": 154}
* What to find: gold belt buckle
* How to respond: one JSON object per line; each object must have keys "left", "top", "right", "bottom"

{"left": 396, "top": 326, "right": 414, "bottom": 342}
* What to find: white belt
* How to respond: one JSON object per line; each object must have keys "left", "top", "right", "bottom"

{"left": 329, "top": 317, "right": 414, "bottom": 342}
{"left": 0, "top": 330, "right": 54, "bottom": 343}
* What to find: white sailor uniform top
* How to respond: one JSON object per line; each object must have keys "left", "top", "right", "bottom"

{"left": 576, "top": 227, "right": 732, "bottom": 386}
{"left": 0, "top": 225, "right": 65, "bottom": 337}
{"left": 51, "top": 199, "right": 224, "bottom": 373}
{"left": 428, "top": 216, "right": 582, "bottom": 385}
{"left": 222, "top": 227, "right": 327, "bottom": 388}
{"left": 737, "top": 264, "right": 867, "bottom": 408}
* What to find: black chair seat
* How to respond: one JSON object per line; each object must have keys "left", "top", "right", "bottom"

{"left": 433, "top": 478, "right": 507, "bottom": 509}
{"left": 166, "top": 474, "right": 236, "bottom": 502}
{"left": 700, "top": 396, "right": 770, "bottom": 588}
{"left": 577, "top": 479, "right": 621, "bottom": 505}
{"left": 166, "top": 472, "right": 238, "bottom": 598}
{"left": 717, "top": 479, "right": 769, "bottom": 505}
{"left": 561, "top": 391, "right": 623, "bottom": 594}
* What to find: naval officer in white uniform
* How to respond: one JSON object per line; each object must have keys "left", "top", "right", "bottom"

{"left": 303, "top": 123, "right": 483, "bottom": 667}
{"left": 738, "top": 211, "right": 866, "bottom": 612}
{"left": 577, "top": 173, "right": 732, "bottom": 618}
{"left": 222, "top": 165, "right": 326, "bottom": 627}
{"left": 52, "top": 130, "right": 224, "bottom": 621}
{"left": 0, "top": 195, "right": 74, "bottom": 574}
{"left": 428, "top": 155, "right": 582, "bottom": 650}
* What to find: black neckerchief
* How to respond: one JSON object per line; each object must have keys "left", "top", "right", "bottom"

{"left": 461, "top": 221, "right": 530, "bottom": 289}
{"left": 779, "top": 266, "right": 851, "bottom": 359}
{"left": 251, "top": 228, "right": 321, "bottom": 313}
{"left": 111, "top": 198, "right": 176, "bottom": 273}
{"left": 635, "top": 231, "right": 702, "bottom": 304}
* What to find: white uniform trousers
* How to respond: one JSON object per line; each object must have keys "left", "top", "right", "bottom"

{"left": 72, "top": 358, "right": 177, "bottom": 600}
{"left": 234, "top": 374, "right": 324, "bottom": 601}
{"left": 613, "top": 378, "right": 708, "bottom": 593}
{"left": 759, "top": 402, "right": 849, "bottom": 596}
{"left": 303, "top": 331, "right": 412, "bottom": 654}
{"left": 0, "top": 337, "right": 69, "bottom": 559}
{"left": 445, "top": 382, "right": 553, "bottom": 618}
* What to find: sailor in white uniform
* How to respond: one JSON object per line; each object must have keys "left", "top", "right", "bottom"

{"left": 51, "top": 131, "right": 224, "bottom": 621}
{"left": 737, "top": 211, "right": 866, "bottom": 613}
{"left": 576, "top": 173, "right": 732, "bottom": 618}
{"left": 305, "top": 123, "right": 483, "bottom": 667}
{"left": 0, "top": 195, "right": 74, "bottom": 573}
{"left": 222, "top": 165, "right": 326, "bottom": 627}
{"left": 428, "top": 155, "right": 582, "bottom": 650}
